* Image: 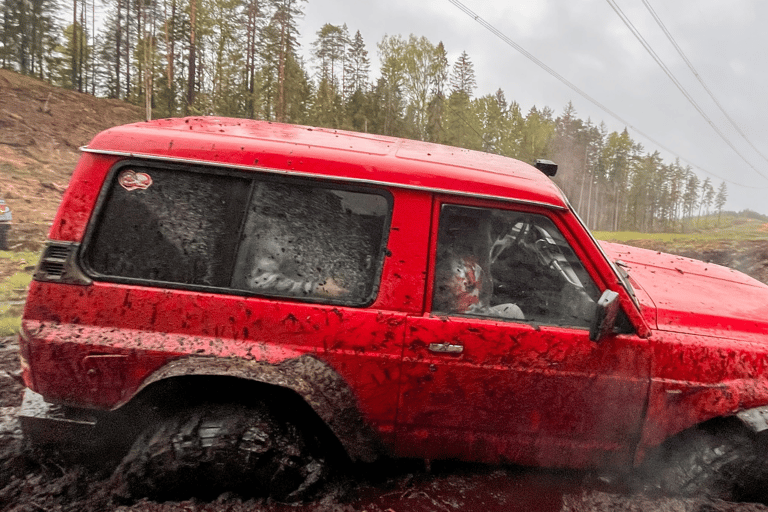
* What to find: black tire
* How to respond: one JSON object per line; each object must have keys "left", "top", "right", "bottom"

{"left": 111, "top": 402, "right": 327, "bottom": 502}
{"left": 640, "top": 422, "right": 768, "bottom": 501}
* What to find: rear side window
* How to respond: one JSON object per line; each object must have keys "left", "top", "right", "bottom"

{"left": 83, "top": 165, "right": 390, "bottom": 305}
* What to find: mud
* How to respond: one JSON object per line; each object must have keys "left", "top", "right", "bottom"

{"left": 2, "top": 336, "right": 768, "bottom": 511}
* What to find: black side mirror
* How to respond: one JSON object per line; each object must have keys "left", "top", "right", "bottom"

{"left": 534, "top": 159, "right": 558, "bottom": 177}
{"left": 589, "top": 290, "right": 620, "bottom": 342}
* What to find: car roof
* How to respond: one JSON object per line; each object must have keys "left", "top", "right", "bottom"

{"left": 84, "top": 116, "right": 569, "bottom": 210}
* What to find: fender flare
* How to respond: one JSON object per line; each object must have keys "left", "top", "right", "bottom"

{"left": 134, "top": 354, "right": 383, "bottom": 463}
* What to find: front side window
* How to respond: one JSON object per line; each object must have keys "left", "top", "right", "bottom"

{"left": 432, "top": 204, "right": 600, "bottom": 328}
{"left": 84, "top": 164, "right": 390, "bottom": 305}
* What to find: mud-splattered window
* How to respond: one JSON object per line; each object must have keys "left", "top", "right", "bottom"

{"left": 84, "top": 164, "right": 390, "bottom": 305}
{"left": 231, "top": 182, "right": 389, "bottom": 304}
{"left": 432, "top": 205, "right": 600, "bottom": 328}
{"left": 85, "top": 166, "right": 250, "bottom": 286}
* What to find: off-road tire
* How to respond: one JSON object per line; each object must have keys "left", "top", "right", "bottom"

{"left": 641, "top": 423, "right": 768, "bottom": 501}
{"left": 111, "top": 402, "right": 327, "bottom": 502}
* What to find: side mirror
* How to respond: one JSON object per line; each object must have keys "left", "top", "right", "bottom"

{"left": 589, "top": 290, "right": 620, "bottom": 342}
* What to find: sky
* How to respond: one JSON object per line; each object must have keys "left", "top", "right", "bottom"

{"left": 299, "top": 0, "right": 768, "bottom": 215}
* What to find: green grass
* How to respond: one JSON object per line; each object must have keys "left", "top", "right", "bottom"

{"left": 0, "top": 306, "right": 21, "bottom": 336}
{"left": 593, "top": 215, "right": 768, "bottom": 243}
{"left": 0, "top": 250, "right": 39, "bottom": 336}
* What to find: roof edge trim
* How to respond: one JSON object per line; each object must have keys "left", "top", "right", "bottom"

{"left": 81, "top": 147, "right": 567, "bottom": 211}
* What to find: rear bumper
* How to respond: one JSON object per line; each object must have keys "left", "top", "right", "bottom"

{"left": 19, "top": 388, "right": 98, "bottom": 446}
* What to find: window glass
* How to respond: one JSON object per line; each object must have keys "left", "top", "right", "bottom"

{"left": 433, "top": 204, "right": 600, "bottom": 328}
{"left": 85, "top": 167, "right": 250, "bottom": 286}
{"left": 85, "top": 165, "right": 390, "bottom": 306}
{"left": 231, "top": 182, "right": 388, "bottom": 304}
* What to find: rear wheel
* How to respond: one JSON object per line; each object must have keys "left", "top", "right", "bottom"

{"left": 112, "top": 402, "right": 327, "bottom": 502}
{"left": 641, "top": 422, "right": 768, "bottom": 501}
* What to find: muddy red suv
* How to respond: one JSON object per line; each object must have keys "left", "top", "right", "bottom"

{"left": 18, "top": 117, "right": 768, "bottom": 501}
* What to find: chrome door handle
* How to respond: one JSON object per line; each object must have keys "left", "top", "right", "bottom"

{"left": 428, "top": 343, "right": 464, "bottom": 354}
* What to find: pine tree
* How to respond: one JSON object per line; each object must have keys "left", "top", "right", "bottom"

{"left": 311, "top": 23, "right": 347, "bottom": 90}
{"left": 449, "top": 50, "right": 475, "bottom": 97}
{"left": 715, "top": 181, "right": 728, "bottom": 224}
{"left": 343, "top": 29, "right": 369, "bottom": 97}
{"left": 551, "top": 102, "right": 586, "bottom": 203}
{"left": 425, "top": 41, "right": 448, "bottom": 143}
{"left": 700, "top": 178, "right": 715, "bottom": 224}
{"left": 0, "top": 0, "right": 57, "bottom": 78}
{"left": 266, "top": 0, "right": 305, "bottom": 122}
{"left": 243, "top": 0, "right": 262, "bottom": 118}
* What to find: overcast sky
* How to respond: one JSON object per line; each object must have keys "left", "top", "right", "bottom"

{"left": 299, "top": 0, "right": 768, "bottom": 215}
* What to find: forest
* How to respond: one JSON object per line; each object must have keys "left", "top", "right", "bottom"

{"left": 0, "top": 0, "right": 729, "bottom": 232}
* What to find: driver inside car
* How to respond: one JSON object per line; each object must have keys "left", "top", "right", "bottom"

{"left": 432, "top": 208, "right": 524, "bottom": 320}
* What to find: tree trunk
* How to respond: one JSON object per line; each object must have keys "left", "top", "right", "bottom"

{"left": 164, "top": 0, "right": 175, "bottom": 114}
{"left": 72, "top": 0, "right": 77, "bottom": 89}
{"left": 277, "top": 10, "right": 286, "bottom": 122}
{"left": 125, "top": 0, "right": 131, "bottom": 98}
{"left": 187, "top": 0, "right": 196, "bottom": 109}
{"left": 116, "top": 0, "right": 122, "bottom": 97}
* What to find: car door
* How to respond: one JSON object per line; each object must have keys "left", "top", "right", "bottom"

{"left": 396, "top": 200, "right": 651, "bottom": 469}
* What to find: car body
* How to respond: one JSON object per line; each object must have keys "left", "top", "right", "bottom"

{"left": 0, "top": 199, "right": 11, "bottom": 250}
{"left": 18, "top": 117, "right": 768, "bottom": 499}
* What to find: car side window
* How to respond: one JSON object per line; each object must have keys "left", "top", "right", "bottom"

{"left": 432, "top": 204, "right": 600, "bottom": 328}
{"left": 85, "top": 166, "right": 250, "bottom": 287}
{"left": 84, "top": 165, "right": 390, "bottom": 306}
{"left": 230, "top": 182, "right": 389, "bottom": 304}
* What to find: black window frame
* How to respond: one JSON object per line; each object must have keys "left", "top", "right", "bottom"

{"left": 79, "top": 159, "right": 393, "bottom": 308}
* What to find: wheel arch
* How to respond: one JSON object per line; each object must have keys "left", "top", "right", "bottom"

{"left": 123, "top": 354, "right": 384, "bottom": 463}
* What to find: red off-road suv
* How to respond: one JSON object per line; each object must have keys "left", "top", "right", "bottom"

{"left": 18, "top": 117, "right": 768, "bottom": 501}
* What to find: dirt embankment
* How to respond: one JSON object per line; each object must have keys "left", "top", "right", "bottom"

{"left": 0, "top": 69, "right": 144, "bottom": 251}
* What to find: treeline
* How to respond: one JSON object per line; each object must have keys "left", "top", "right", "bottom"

{"left": 0, "top": 0, "right": 728, "bottom": 232}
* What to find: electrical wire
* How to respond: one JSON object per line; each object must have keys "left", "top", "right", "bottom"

{"left": 640, "top": 0, "right": 768, "bottom": 166}
{"left": 605, "top": 0, "right": 768, "bottom": 183}
{"left": 446, "top": 0, "right": 766, "bottom": 189}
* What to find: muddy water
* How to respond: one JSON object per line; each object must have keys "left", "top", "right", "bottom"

{"left": 349, "top": 464, "right": 582, "bottom": 512}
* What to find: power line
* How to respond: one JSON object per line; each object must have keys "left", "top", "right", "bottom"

{"left": 605, "top": 0, "right": 768, "bottom": 183}
{"left": 640, "top": 0, "right": 768, "bottom": 166}
{"left": 445, "top": 0, "right": 766, "bottom": 189}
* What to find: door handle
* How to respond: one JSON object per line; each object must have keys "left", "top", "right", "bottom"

{"left": 428, "top": 343, "right": 464, "bottom": 354}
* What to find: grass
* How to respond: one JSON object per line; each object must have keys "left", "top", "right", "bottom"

{"left": 0, "top": 250, "right": 39, "bottom": 336}
{"left": 593, "top": 215, "right": 768, "bottom": 244}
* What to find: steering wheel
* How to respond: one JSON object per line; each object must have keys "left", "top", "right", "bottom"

{"left": 490, "top": 216, "right": 532, "bottom": 263}
{"left": 534, "top": 237, "right": 581, "bottom": 287}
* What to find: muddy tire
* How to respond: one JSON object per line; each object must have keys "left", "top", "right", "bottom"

{"left": 111, "top": 402, "right": 327, "bottom": 502}
{"left": 641, "top": 423, "right": 768, "bottom": 501}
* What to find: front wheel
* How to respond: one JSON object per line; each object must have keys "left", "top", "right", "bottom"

{"left": 111, "top": 402, "right": 327, "bottom": 502}
{"left": 640, "top": 422, "right": 768, "bottom": 502}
